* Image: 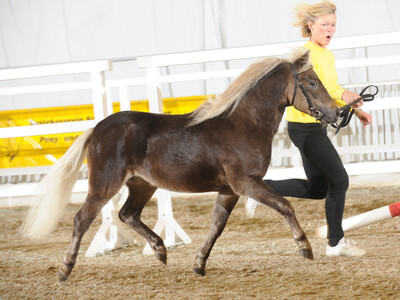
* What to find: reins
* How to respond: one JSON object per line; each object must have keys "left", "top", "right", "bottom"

{"left": 331, "top": 85, "right": 379, "bottom": 134}
{"left": 290, "top": 64, "right": 325, "bottom": 121}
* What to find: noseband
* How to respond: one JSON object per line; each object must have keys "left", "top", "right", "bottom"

{"left": 289, "top": 64, "right": 325, "bottom": 121}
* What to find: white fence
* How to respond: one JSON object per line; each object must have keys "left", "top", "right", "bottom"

{"left": 1, "top": 32, "right": 400, "bottom": 201}
{"left": 0, "top": 60, "right": 113, "bottom": 198}
{"left": 0, "top": 60, "right": 112, "bottom": 138}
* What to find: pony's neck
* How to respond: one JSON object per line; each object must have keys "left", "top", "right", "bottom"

{"left": 230, "top": 67, "right": 289, "bottom": 134}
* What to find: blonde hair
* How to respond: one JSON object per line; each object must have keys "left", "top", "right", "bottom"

{"left": 294, "top": 1, "right": 336, "bottom": 38}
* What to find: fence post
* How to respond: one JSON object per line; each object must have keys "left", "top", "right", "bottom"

{"left": 91, "top": 68, "right": 111, "bottom": 122}
{"left": 119, "top": 86, "right": 130, "bottom": 111}
{"left": 146, "top": 66, "right": 163, "bottom": 113}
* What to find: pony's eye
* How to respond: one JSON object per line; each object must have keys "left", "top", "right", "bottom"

{"left": 310, "top": 81, "right": 318, "bottom": 87}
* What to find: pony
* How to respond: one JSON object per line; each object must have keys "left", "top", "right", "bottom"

{"left": 20, "top": 48, "right": 339, "bottom": 281}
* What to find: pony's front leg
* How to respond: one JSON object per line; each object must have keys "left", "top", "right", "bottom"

{"left": 244, "top": 179, "right": 313, "bottom": 260}
{"left": 193, "top": 193, "right": 239, "bottom": 276}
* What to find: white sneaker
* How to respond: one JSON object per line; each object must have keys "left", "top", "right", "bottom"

{"left": 245, "top": 197, "right": 259, "bottom": 218}
{"left": 326, "top": 237, "right": 366, "bottom": 257}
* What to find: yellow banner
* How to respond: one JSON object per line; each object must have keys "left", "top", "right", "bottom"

{"left": 0, "top": 96, "right": 209, "bottom": 168}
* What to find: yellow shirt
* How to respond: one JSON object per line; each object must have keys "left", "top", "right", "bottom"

{"left": 285, "top": 41, "right": 346, "bottom": 123}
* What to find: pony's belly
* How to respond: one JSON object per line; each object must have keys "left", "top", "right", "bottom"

{"left": 134, "top": 167, "right": 223, "bottom": 194}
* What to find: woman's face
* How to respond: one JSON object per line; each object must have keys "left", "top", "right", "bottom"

{"left": 309, "top": 13, "right": 336, "bottom": 48}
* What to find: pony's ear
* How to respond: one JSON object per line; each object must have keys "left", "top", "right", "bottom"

{"left": 293, "top": 49, "right": 311, "bottom": 70}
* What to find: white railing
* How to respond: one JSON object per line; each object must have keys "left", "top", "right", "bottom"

{"left": 1, "top": 32, "right": 400, "bottom": 198}
{"left": 0, "top": 60, "right": 113, "bottom": 189}
{"left": 0, "top": 60, "right": 112, "bottom": 138}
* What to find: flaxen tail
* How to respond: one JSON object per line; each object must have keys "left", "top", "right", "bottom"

{"left": 20, "top": 128, "right": 94, "bottom": 239}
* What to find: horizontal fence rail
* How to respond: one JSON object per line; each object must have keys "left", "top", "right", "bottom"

{"left": 0, "top": 60, "right": 112, "bottom": 139}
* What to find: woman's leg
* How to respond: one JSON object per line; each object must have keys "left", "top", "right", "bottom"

{"left": 263, "top": 123, "right": 329, "bottom": 199}
{"left": 300, "top": 132, "right": 348, "bottom": 246}
{"left": 264, "top": 152, "right": 328, "bottom": 199}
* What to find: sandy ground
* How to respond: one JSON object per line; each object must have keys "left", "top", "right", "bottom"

{"left": 1, "top": 184, "right": 399, "bottom": 299}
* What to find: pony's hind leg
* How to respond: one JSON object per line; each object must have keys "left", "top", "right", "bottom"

{"left": 58, "top": 162, "right": 130, "bottom": 281}
{"left": 118, "top": 177, "right": 166, "bottom": 263}
{"left": 57, "top": 193, "right": 110, "bottom": 281}
{"left": 193, "top": 193, "right": 239, "bottom": 276}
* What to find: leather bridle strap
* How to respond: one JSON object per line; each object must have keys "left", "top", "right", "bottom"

{"left": 290, "top": 64, "right": 324, "bottom": 121}
{"left": 290, "top": 64, "right": 298, "bottom": 106}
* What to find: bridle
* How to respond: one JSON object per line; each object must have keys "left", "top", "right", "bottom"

{"left": 289, "top": 63, "right": 325, "bottom": 121}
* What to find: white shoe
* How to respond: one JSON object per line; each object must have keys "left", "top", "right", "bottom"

{"left": 245, "top": 197, "right": 259, "bottom": 218}
{"left": 326, "top": 237, "right": 366, "bottom": 257}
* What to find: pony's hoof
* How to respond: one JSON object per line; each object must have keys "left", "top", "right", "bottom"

{"left": 156, "top": 252, "right": 167, "bottom": 265}
{"left": 57, "top": 269, "right": 68, "bottom": 282}
{"left": 193, "top": 267, "right": 206, "bottom": 276}
{"left": 299, "top": 248, "right": 314, "bottom": 260}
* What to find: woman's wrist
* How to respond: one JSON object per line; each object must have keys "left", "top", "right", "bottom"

{"left": 354, "top": 108, "right": 362, "bottom": 116}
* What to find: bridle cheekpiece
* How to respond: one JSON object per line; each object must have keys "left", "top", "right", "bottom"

{"left": 289, "top": 63, "right": 324, "bottom": 121}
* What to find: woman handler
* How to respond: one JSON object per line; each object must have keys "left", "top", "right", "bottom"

{"left": 246, "top": 0, "right": 372, "bottom": 256}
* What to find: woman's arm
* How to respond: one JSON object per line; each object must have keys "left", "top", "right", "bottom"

{"left": 354, "top": 108, "right": 372, "bottom": 129}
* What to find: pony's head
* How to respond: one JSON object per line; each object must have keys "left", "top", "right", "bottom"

{"left": 288, "top": 49, "right": 340, "bottom": 124}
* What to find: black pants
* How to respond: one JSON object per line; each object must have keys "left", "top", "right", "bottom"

{"left": 265, "top": 122, "right": 348, "bottom": 246}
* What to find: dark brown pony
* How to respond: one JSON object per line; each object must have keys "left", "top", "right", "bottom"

{"left": 21, "top": 49, "right": 339, "bottom": 281}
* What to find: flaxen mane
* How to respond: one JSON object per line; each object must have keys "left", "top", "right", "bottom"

{"left": 189, "top": 48, "right": 312, "bottom": 126}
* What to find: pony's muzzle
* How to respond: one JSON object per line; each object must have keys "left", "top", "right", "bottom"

{"left": 321, "top": 107, "right": 340, "bottom": 124}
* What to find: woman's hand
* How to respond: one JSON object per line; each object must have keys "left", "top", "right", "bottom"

{"left": 354, "top": 109, "right": 372, "bottom": 129}
{"left": 342, "top": 90, "right": 363, "bottom": 108}
{"left": 343, "top": 90, "right": 372, "bottom": 129}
